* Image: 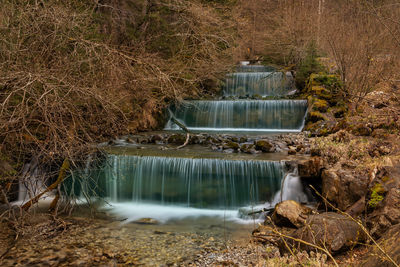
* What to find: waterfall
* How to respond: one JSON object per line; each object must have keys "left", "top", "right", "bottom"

{"left": 236, "top": 65, "right": 276, "bottom": 72}
{"left": 164, "top": 100, "right": 308, "bottom": 132}
{"left": 273, "top": 167, "right": 309, "bottom": 204}
{"left": 224, "top": 72, "right": 294, "bottom": 96}
{"left": 83, "top": 155, "right": 285, "bottom": 209}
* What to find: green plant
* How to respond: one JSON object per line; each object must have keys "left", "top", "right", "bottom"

{"left": 296, "top": 41, "right": 325, "bottom": 90}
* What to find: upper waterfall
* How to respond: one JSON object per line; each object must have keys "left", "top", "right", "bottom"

{"left": 224, "top": 71, "right": 294, "bottom": 97}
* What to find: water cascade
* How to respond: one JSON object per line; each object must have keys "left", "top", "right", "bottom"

{"left": 224, "top": 72, "right": 294, "bottom": 97}
{"left": 95, "top": 155, "right": 284, "bottom": 209}
{"left": 164, "top": 100, "right": 308, "bottom": 132}
{"left": 74, "top": 64, "right": 310, "bottom": 222}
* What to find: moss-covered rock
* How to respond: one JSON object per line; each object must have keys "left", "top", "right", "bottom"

{"left": 368, "top": 183, "right": 385, "bottom": 208}
{"left": 312, "top": 99, "right": 329, "bottom": 113}
{"left": 307, "top": 111, "right": 326, "bottom": 123}
{"left": 223, "top": 141, "right": 240, "bottom": 151}
{"left": 167, "top": 134, "right": 186, "bottom": 145}
{"left": 240, "top": 144, "right": 255, "bottom": 153}
{"left": 351, "top": 123, "right": 373, "bottom": 136}
{"left": 254, "top": 140, "right": 274, "bottom": 152}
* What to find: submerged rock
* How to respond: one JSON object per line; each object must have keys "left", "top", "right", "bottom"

{"left": 271, "top": 200, "right": 313, "bottom": 228}
{"left": 133, "top": 218, "right": 159, "bottom": 225}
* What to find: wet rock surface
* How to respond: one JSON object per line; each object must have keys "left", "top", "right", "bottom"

{"left": 0, "top": 216, "right": 237, "bottom": 267}
{"left": 103, "top": 132, "right": 313, "bottom": 156}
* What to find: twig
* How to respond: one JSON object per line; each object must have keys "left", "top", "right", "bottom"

{"left": 309, "top": 185, "right": 399, "bottom": 267}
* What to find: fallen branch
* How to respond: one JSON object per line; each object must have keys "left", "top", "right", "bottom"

{"left": 169, "top": 110, "right": 191, "bottom": 149}
{"left": 177, "top": 133, "right": 190, "bottom": 149}
{"left": 247, "top": 207, "right": 274, "bottom": 216}
{"left": 22, "top": 159, "right": 70, "bottom": 211}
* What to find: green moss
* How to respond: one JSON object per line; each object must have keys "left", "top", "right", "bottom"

{"left": 368, "top": 183, "right": 385, "bottom": 208}
{"left": 308, "top": 111, "right": 326, "bottom": 123}
{"left": 313, "top": 99, "right": 329, "bottom": 113}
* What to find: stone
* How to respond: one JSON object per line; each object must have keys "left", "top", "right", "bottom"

{"left": 133, "top": 218, "right": 159, "bottom": 225}
{"left": 366, "top": 165, "right": 400, "bottom": 238}
{"left": 240, "top": 144, "right": 255, "bottom": 153}
{"left": 254, "top": 140, "right": 274, "bottom": 152}
{"left": 150, "top": 134, "right": 163, "bottom": 143}
{"left": 321, "top": 168, "right": 369, "bottom": 211}
{"left": 351, "top": 123, "right": 372, "bottom": 136}
{"left": 167, "top": 134, "right": 186, "bottom": 145}
{"left": 271, "top": 200, "right": 313, "bottom": 228}
{"left": 291, "top": 212, "right": 365, "bottom": 254}
{"left": 360, "top": 223, "right": 400, "bottom": 267}
{"left": 298, "top": 157, "right": 324, "bottom": 179}
{"left": 222, "top": 141, "right": 240, "bottom": 151}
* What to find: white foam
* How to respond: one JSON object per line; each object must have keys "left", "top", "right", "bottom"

{"left": 102, "top": 202, "right": 264, "bottom": 224}
{"left": 176, "top": 127, "right": 303, "bottom": 132}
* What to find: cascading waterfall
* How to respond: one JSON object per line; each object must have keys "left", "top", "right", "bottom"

{"left": 164, "top": 100, "right": 308, "bottom": 132}
{"left": 236, "top": 65, "right": 276, "bottom": 72}
{"left": 93, "top": 155, "right": 285, "bottom": 209}
{"left": 224, "top": 72, "right": 294, "bottom": 97}
{"left": 68, "top": 64, "right": 311, "bottom": 223}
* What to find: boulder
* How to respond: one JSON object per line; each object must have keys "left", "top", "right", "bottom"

{"left": 291, "top": 212, "right": 365, "bottom": 254}
{"left": 150, "top": 134, "right": 163, "bottom": 143}
{"left": 361, "top": 223, "right": 400, "bottom": 267}
{"left": 254, "top": 140, "right": 274, "bottom": 152}
{"left": 366, "top": 165, "right": 400, "bottom": 238}
{"left": 222, "top": 141, "right": 240, "bottom": 151}
{"left": 271, "top": 200, "right": 313, "bottom": 228}
{"left": 321, "top": 168, "right": 369, "bottom": 210}
{"left": 298, "top": 157, "right": 324, "bottom": 179}
{"left": 167, "top": 134, "right": 186, "bottom": 145}
{"left": 240, "top": 144, "right": 256, "bottom": 154}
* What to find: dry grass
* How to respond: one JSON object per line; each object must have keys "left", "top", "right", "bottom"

{"left": 0, "top": 0, "right": 235, "bottom": 184}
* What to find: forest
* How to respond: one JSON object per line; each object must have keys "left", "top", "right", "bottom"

{"left": 1, "top": 0, "right": 400, "bottom": 266}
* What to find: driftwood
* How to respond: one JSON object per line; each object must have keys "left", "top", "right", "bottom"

{"left": 169, "top": 111, "right": 191, "bottom": 149}
{"left": 170, "top": 116, "right": 190, "bottom": 133}
{"left": 22, "top": 159, "right": 70, "bottom": 211}
{"left": 248, "top": 207, "right": 274, "bottom": 216}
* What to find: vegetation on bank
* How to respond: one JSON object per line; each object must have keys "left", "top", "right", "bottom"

{"left": 0, "top": 0, "right": 237, "bottom": 190}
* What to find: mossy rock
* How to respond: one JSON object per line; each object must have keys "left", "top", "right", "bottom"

{"left": 368, "top": 183, "right": 385, "bottom": 209}
{"left": 351, "top": 124, "right": 372, "bottom": 136}
{"left": 254, "top": 140, "right": 274, "bottom": 152}
{"left": 312, "top": 99, "right": 329, "bottom": 113}
{"left": 307, "top": 111, "right": 326, "bottom": 123}
{"left": 240, "top": 144, "right": 255, "bottom": 153}
{"left": 332, "top": 106, "right": 347, "bottom": 118}
{"left": 223, "top": 141, "right": 239, "bottom": 150}
{"left": 167, "top": 134, "right": 186, "bottom": 145}
{"left": 309, "top": 86, "right": 332, "bottom": 100}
